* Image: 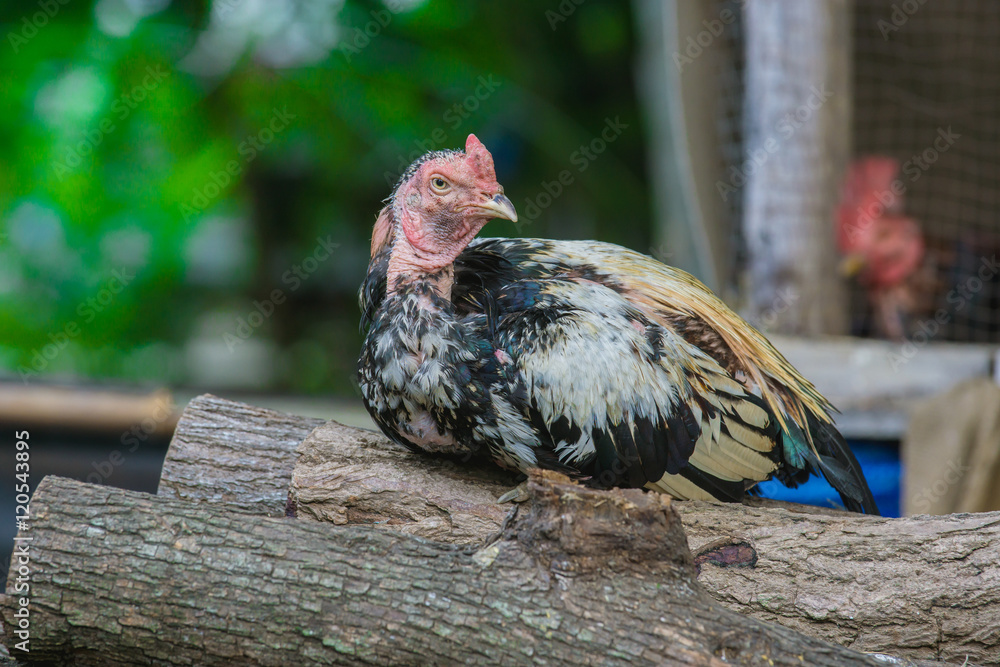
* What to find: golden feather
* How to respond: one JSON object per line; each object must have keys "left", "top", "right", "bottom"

{"left": 564, "top": 244, "right": 835, "bottom": 437}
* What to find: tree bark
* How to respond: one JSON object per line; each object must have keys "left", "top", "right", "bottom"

{"left": 289, "top": 421, "right": 1000, "bottom": 663}
{"left": 2, "top": 474, "right": 893, "bottom": 667}
{"left": 157, "top": 394, "right": 324, "bottom": 515}
{"left": 681, "top": 500, "right": 1000, "bottom": 664}
{"left": 289, "top": 419, "right": 518, "bottom": 543}
{"left": 0, "top": 640, "right": 22, "bottom": 667}
{"left": 164, "top": 396, "right": 1000, "bottom": 663}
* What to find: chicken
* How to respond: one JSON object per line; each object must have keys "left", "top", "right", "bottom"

{"left": 837, "top": 156, "right": 927, "bottom": 339}
{"left": 358, "top": 135, "right": 879, "bottom": 514}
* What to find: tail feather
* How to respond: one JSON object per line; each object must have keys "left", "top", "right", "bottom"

{"left": 809, "top": 416, "right": 880, "bottom": 515}
{"left": 779, "top": 412, "right": 880, "bottom": 514}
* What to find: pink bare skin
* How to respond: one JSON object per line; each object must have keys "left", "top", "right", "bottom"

{"left": 837, "top": 155, "right": 925, "bottom": 288}
{"left": 836, "top": 156, "right": 928, "bottom": 339}
{"left": 384, "top": 134, "right": 517, "bottom": 300}
{"left": 861, "top": 215, "right": 925, "bottom": 288}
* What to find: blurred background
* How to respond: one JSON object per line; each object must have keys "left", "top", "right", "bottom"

{"left": 2, "top": 0, "right": 1000, "bottom": 575}
{"left": 0, "top": 0, "right": 648, "bottom": 398}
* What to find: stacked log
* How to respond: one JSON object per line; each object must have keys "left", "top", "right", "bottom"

{"left": 2, "top": 395, "right": 997, "bottom": 665}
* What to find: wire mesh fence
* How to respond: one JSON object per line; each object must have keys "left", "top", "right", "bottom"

{"left": 713, "top": 0, "right": 1000, "bottom": 342}
{"left": 853, "top": 0, "right": 1000, "bottom": 342}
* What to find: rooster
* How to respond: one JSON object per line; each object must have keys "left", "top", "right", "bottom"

{"left": 358, "top": 135, "right": 879, "bottom": 514}
{"left": 837, "top": 156, "right": 928, "bottom": 339}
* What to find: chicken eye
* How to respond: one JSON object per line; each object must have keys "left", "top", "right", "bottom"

{"left": 430, "top": 176, "right": 450, "bottom": 193}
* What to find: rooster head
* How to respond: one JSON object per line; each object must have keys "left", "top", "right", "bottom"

{"left": 836, "top": 156, "right": 925, "bottom": 289}
{"left": 837, "top": 156, "right": 904, "bottom": 254}
{"left": 383, "top": 135, "right": 517, "bottom": 292}
{"left": 841, "top": 214, "right": 925, "bottom": 288}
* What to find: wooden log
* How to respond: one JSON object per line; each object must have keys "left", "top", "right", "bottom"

{"left": 288, "top": 420, "right": 518, "bottom": 543}
{"left": 157, "top": 394, "right": 324, "bottom": 515}
{"left": 0, "top": 385, "right": 178, "bottom": 435}
{"left": 681, "top": 501, "right": 1000, "bottom": 664}
{"left": 289, "top": 424, "right": 1000, "bottom": 662}
{"left": 0, "top": 648, "right": 23, "bottom": 667}
{"left": 166, "top": 396, "right": 1000, "bottom": 663}
{"left": 1, "top": 474, "right": 890, "bottom": 667}
{"left": 0, "top": 635, "right": 24, "bottom": 667}
{"left": 160, "top": 397, "right": 1000, "bottom": 662}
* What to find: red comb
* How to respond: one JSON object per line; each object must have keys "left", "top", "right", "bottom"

{"left": 463, "top": 134, "right": 497, "bottom": 183}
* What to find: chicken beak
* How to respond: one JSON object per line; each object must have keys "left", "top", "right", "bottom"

{"left": 475, "top": 193, "right": 518, "bottom": 223}
{"left": 839, "top": 253, "right": 867, "bottom": 277}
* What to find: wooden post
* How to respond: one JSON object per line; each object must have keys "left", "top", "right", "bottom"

{"left": 743, "top": 0, "right": 851, "bottom": 335}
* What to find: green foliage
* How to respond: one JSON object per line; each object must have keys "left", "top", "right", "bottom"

{"left": 0, "top": 0, "right": 650, "bottom": 394}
